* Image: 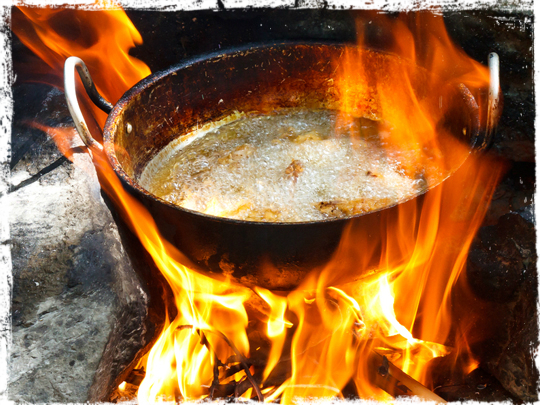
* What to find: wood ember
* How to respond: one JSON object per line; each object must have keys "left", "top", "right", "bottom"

{"left": 111, "top": 322, "right": 449, "bottom": 403}
{"left": 368, "top": 351, "right": 446, "bottom": 403}
{"left": 125, "top": 368, "right": 146, "bottom": 386}
{"left": 109, "top": 381, "right": 139, "bottom": 403}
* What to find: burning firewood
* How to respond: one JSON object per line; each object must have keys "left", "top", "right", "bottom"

{"left": 189, "top": 326, "right": 265, "bottom": 401}
{"left": 368, "top": 351, "right": 446, "bottom": 403}
{"left": 112, "top": 320, "right": 449, "bottom": 404}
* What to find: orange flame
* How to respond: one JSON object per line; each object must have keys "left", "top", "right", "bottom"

{"left": 335, "top": 13, "right": 491, "bottom": 183}
{"left": 26, "top": 122, "right": 83, "bottom": 162}
{"left": 250, "top": 142, "right": 502, "bottom": 400}
{"left": 13, "top": 3, "right": 151, "bottom": 126}
{"left": 16, "top": 7, "right": 504, "bottom": 403}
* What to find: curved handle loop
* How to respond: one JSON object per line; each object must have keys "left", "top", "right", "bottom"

{"left": 64, "top": 56, "right": 113, "bottom": 152}
{"left": 461, "top": 52, "right": 501, "bottom": 151}
{"left": 486, "top": 52, "right": 501, "bottom": 139}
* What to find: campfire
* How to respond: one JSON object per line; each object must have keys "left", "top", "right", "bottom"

{"left": 9, "top": 4, "right": 537, "bottom": 404}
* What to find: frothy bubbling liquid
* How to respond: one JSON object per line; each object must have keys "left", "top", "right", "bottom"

{"left": 139, "top": 109, "right": 428, "bottom": 222}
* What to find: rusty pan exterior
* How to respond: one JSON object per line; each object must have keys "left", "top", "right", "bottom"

{"left": 98, "top": 43, "right": 484, "bottom": 290}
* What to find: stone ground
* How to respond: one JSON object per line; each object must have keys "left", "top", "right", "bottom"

{"left": 6, "top": 84, "right": 146, "bottom": 402}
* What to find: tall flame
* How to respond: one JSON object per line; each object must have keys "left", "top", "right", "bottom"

{"left": 13, "top": 7, "right": 504, "bottom": 403}
{"left": 13, "top": 4, "right": 151, "bottom": 125}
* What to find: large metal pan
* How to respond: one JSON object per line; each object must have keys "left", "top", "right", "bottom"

{"left": 64, "top": 43, "right": 500, "bottom": 290}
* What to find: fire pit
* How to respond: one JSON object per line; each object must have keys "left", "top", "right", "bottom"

{"left": 7, "top": 6, "right": 537, "bottom": 404}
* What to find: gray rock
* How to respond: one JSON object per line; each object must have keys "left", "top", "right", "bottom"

{"left": 8, "top": 85, "right": 148, "bottom": 402}
{"left": 466, "top": 213, "right": 538, "bottom": 401}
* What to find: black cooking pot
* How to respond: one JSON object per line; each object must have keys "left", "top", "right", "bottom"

{"left": 64, "top": 43, "right": 500, "bottom": 290}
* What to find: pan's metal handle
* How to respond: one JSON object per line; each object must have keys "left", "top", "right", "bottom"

{"left": 478, "top": 52, "right": 501, "bottom": 150}
{"left": 486, "top": 52, "right": 501, "bottom": 137}
{"left": 64, "top": 56, "right": 113, "bottom": 151}
{"left": 465, "top": 52, "right": 501, "bottom": 151}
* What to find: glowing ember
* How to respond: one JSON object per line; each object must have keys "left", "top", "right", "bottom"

{"left": 13, "top": 6, "right": 504, "bottom": 403}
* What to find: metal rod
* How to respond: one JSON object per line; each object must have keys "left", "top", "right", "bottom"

{"left": 486, "top": 52, "right": 501, "bottom": 140}
{"left": 64, "top": 56, "right": 110, "bottom": 151}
